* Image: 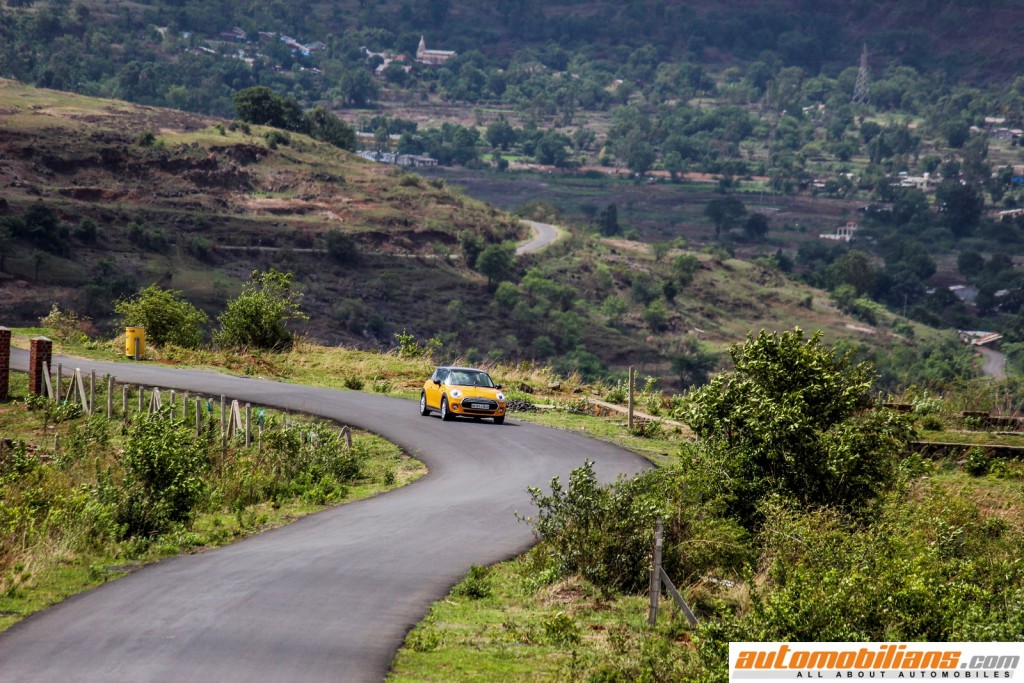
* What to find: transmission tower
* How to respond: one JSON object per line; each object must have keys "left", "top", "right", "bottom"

{"left": 852, "top": 43, "right": 870, "bottom": 104}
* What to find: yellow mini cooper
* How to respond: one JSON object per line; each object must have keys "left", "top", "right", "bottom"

{"left": 420, "top": 366, "right": 507, "bottom": 424}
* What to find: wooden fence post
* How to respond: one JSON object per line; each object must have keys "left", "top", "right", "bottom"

{"left": 245, "top": 403, "right": 252, "bottom": 446}
{"left": 122, "top": 385, "right": 128, "bottom": 421}
{"left": 89, "top": 370, "right": 95, "bottom": 416}
{"left": 107, "top": 376, "right": 113, "bottom": 419}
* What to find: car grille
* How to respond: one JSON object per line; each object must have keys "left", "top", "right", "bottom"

{"left": 461, "top": 397, "right": 499, "bottom": 412}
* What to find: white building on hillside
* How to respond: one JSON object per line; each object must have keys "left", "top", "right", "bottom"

{"left": 416, "top": 36, "right": 455, "bottom": 65}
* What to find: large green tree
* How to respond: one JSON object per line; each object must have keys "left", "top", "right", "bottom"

{"left": 704, "top": 197, "right": 747, "bottom": 239}
{"left": 475, "top": 244, "right": 516, "bottom": 289}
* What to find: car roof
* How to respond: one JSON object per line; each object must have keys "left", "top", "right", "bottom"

{"left": 438, "top": 365, "right": 490, "bottom": 373}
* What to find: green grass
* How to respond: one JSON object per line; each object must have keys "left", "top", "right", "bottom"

{"left": 388, "top": 554, "right": 684, "bottom": 683}
{"left": 512, "top": 408, "right": 685, "bottom": 469}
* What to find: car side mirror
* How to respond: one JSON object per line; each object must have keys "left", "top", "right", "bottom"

{"left": 433, "top": 379, "right": 441, "bottom": 385}
{"left": 495, "top": 384, "right": 503, "bottom": 390}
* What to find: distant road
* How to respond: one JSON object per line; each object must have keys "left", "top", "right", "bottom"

{"left": 517, "top": 219, "right": 562, "bottom": 254}
{"left": 0, "top": 350, "right": 648, "bottom": 683}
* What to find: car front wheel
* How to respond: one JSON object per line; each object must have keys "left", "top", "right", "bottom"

{"left": 419, "top": 392, "right": 429, "bottom": 416}
{"left": 493, "top": 415, "right": 505, "bottom": 425}
{"left": 440, "top": 396, "right": 453, "bottom": 421}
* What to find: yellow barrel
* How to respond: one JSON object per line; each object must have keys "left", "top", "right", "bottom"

{"left": 125, "top": 327, "right": 145, "bottom": 358}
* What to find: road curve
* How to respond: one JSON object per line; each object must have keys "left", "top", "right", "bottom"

{"left": 517, "top": 219, "right": 562, "bottom": 255}
{"left": 0, "top": 350, "right": 649, "bottom": 683}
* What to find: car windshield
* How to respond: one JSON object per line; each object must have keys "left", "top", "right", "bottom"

{"left": 446, "top": 370, "right": 494, "bottom": 388}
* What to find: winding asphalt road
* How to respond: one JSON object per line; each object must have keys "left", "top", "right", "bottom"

{"left": 0, "top": 350, "right": 649, "bottom": 682}
{"left": 517, "top": 220, "right": 562, "bottom": 255}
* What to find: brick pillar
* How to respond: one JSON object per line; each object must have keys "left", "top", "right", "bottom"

{"left": 28, "top": 336, "right": 52, "bottom": 397}
{"left": 0, "top": 327, "right": 9, "bottom": 401}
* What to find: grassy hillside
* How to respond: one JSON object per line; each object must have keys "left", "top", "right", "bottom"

{"left": 0, "top": 80, "right": 959, "bottom": 387}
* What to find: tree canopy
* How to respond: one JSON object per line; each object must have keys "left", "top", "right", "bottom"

{"left": 679, "top": 328, "right": 913, "bottom": 527}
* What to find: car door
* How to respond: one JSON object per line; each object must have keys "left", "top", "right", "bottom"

{"left": 425, "top": 368, "right": 447, "bottom": 409}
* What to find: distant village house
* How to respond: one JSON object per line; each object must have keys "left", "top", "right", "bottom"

{"left": 819, "top": 221, "right": 859, "bottom": 242}
{"left": 416, "top": 36, "right": 456, "bottom": 65}
{"left": 357, "top": 150, "right": 438, "bottom": 167}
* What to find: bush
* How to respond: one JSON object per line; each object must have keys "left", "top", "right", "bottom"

{"left": 964, "top": 446, "right": 990, "bottom": 476}
{"left": 525, "top": 462, "right": 752, "bottom": 594}
{"left": 116, "top": 412, "right": 211, "bottom": 537}
{"left": 115, "top": 285, "right": 209, "bottom": 348}
{"left": 325, "top": 229, "right": 360, "bottom": 265}
{"left": 260, "top": 422, "right": 364, "bottom": 497}
{"left": 679, "top": 328, "right": 914, "bottom": 527}
{"left": 215, "top": 268, "right": 308, "bottom": 350}
{"left": 525, "top": 462, "right": 669, "bottom": 593}
{"left": 39, "top": 303, "right": 92, "bottom": 343}
{"left": 452, "top": 565, "right": 492, "bottom": 599}
{"left": 264, "top": 130, "right": 291, "bottom": 148}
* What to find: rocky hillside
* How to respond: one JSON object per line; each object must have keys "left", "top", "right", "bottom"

{"left": 0, "top": 80, "right": 947, "bottom": 384}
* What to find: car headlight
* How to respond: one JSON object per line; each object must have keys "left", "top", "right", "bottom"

{"left": 450, "top": 389, "right": 462, "bottom": 398}
{"left": 496, "top": 392, "right": 505, "bottom": 402}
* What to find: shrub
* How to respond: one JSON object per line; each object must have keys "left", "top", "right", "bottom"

{"left": 371, "top": 377, "right": 393, "bottom": 393}
{"left": 452, "top": 565, "right": 492, "bottom": 599}
{"left": 215, "top": 268, "right": 308, "bottom": 350}
{"left": 525, "top": 462, "right": 669, "bottom": 593}
{"left": 964, "top": 446, "right": 990, "bottom": 476}
{"left": 264, "top": 130, "right": 291, "bottom": 148}
{"left": 627, "top": 418, "right": 662, "bottom": 438}
{"left": 325, "top": 229, "right": 360, "bottom": 265}
{"left": 603, "top": 379, "right": 628, "bottom": 404}
{"left": 116, "top": 412, "right": 211, "bottom": 537}
{"left": 115, "top": 285, "right": 209, "bottom": 349}
{"left": 542, "top": 611, "right": 580, "bottom": 646}
{"left": 39, "top": 303, "right": 92, "bottom": 343}
{"left": 679, "top": 328, "right": 914, "bottom": 527}
{"left": 260, "top": 422, "right": 364, "bottom": 495}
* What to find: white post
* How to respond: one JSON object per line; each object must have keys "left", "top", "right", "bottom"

{"left": 648, "top": 518, "right": 663, "bottom": 626}
{"left": 628, "top": 366, "right": 635, "bottom": 431}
